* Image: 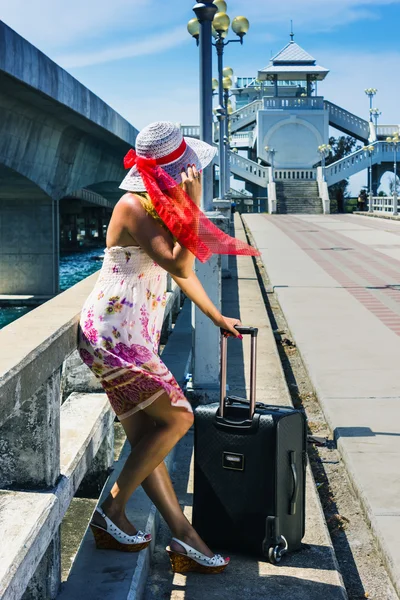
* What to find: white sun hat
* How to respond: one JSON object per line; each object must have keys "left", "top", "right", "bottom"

{"left": 119, "top": 121, "right": 217, "bottom": 193}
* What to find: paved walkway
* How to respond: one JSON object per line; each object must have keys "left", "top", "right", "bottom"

{"left": 143, "top": 215, "right": 346, "bottom": 600}
{"left": 245, "top": 213, "right": 400, "bottom": 597}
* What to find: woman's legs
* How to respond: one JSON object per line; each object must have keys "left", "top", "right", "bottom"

{"left": 93, "top": 392, "right": 214, "bottom": 557}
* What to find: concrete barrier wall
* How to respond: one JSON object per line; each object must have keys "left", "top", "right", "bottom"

{"left": 0, "top": 269, "right": 181, "bottom": 599}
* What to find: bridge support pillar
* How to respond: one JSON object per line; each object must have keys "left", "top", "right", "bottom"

{"left": 0, "top": 196, "right": 59, "bottom": 297}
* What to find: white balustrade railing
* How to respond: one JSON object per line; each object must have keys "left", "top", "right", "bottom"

{"left": 230, "top": 130, "right": 253, "bottom": 148}
{"left": 377, "top": 125, "right": 400, "bottom": 138}
{"left": 371, "top": 196, "right": 398, "bottom": 213}
{"left": 274, "top": 169, "right": 317, "bottom": 181}
{"left": 324, "top": 100, "right": 370, "bottom": 141}
{"left": 230, "top": 99, "right": 262, "bottom": 132}
{"left": 263, "top": 96, "right": 324, "bottom": 110}
{"left": 180, "top": 125, "right": 200, "bottom": 138}
{"left": 325, "top": 141, "right": 396, "bottom": 186}
{"left": 224, "top": 150, "right": 269, "bottom": 187}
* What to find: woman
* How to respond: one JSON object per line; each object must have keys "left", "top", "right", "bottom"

{"left": 77, "top": 121, "right": 259, "bottom": 574}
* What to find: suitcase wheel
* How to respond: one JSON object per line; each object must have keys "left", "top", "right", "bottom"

{"left": 267, "top": 535, "right": 288, "bottom": 564}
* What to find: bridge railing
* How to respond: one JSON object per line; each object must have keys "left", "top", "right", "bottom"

{"left": 263, "top": 96, "right": 324, "bottom": 110}
{"left": 325, "top": 141, "right": 394, "bottom": 186}
{"left": 377, "top": 125, "right": 400, "bottom": 138}
{"left": 229, "top": 99, "right": 262, "bottom": 132}
{"left": 371, "top": 196, "right": 398, "bottom": 213}
{"left": 180, "top": 125, "right": 200, "bottom": 138}
{"left": 274, "top": 168, "right": 317, "bottom": 181}
{"left": 0, "top": 270, "right": 181, "bottom": 599}
{"left": 324, "top": 100, "right": 370, "bottom": 141}
{"left": 229, "top": 131, "right": 253, "bottom": 147}
{"left": 228, "top": 151, "right": 269, "bottom": 187}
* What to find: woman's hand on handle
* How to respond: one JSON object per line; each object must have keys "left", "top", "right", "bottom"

{"left": 212, "top": 314, "right": 243, "bottom": 339}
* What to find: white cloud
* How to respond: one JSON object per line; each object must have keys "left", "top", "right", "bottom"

{"left": 55, "top": 27, "right": 188, "bottom": 68}
{"left": 225, "top": 0, "right": 400, "bottom": 30}
{"left": 0, "top": 0, "right": 148, "bottom": 47}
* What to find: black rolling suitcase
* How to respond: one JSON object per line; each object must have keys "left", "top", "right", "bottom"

{"left": 192, "top": 326, "right": 307, "bottom": 563}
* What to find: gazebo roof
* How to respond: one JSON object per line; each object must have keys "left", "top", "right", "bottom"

{"left": 271, "top": 42, "right": 316, "bottom": 64}
{"left": 258, "top": 40, "right": 329, "bottom": 81}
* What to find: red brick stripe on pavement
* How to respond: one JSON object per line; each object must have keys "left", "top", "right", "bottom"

{"left": 265, "top": 215, "right": 400, "bottom": 337}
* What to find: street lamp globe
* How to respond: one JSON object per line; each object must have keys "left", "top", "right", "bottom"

{"left": 187, "top": 18, "right": 200, "bottom": 39}
{"left": 213, "top": 11, "right": 230, "bottom": 33}
{"left": 232, "top": 147, "right": 238, "bottom": 154}
{"left": 227, "top": 105, "right": 233, "bottom": 115}
{"left": 211, "top": 24, "right": 227, "bottom": 38}
{"left": 213, "top": 0, "right": 227, "bottom": 12}
{"left": 232, "top": 16, "right": 250, "bottom": 38}
{"left": 212, "top": 78, "right": 219, "bottom": 91}
{"left": 223, "top": 76, "right": 233, "bottom": 90}
{"left": 223, "top": 66, "right": 234, "bottom": 78}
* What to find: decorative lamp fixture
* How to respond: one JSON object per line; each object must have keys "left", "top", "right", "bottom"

{"left": 223, "top": 66, "right": 234, "bottom": 77}
{"left": 223, "top": 76, "right": 233, "bottom": 89}
{"left": 213, "top": 11, "right": 230, "bottom": 33}
{"left": 212, "top": 78, "right": 219, "bottom": 91}
{"left": 231, "top": 16, "right": 249, "bottom": 41}
{"left": 187, "top": 18, "right": 200, "bottom": 44}
{"left": 213, "top": 0, "right": 227, "bottom": 12}
{"left": 364, "top": 88, "right": 378, "bottom": 119}
{"left": 190, "top": 0, "right": 250, "bottom": 201}
{"left": 212, "top": 25, "right": 227, "bottom": 39}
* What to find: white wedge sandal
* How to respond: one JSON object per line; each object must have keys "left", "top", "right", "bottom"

{"left": 166, "top": 537, "right": 230, "bottom": 573}
{"left": 90, "top": 507, "right": 152, "bottom": 553}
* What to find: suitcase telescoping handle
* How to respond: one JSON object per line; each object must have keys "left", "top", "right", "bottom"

{"left": 219, "top": 326, "right": 258, "bottom": 420}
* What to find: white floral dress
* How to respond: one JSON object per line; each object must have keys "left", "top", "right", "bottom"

{"left": 77, "top": 245, "right": 192, "bottom": 420}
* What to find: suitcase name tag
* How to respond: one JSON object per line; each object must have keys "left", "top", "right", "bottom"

{"left": 222, "top": 451, "right": 245, "bottom": 471}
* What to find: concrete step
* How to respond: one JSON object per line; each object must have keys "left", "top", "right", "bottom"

{"left": 277, "top": 202, "right": 322, "bottom": 206}
{"left": 276, "top": 192, "right": 319, "bottom": 201}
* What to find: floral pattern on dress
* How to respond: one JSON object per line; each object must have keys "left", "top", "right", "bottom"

{"left": 77, "top": 246, "right": 192, "bottom": 420}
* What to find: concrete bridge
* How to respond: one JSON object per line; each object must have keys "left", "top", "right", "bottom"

{"left": 0, "top": 21, "right": 138, "bottom": 297}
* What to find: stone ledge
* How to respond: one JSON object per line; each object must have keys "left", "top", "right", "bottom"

{"left": 0, "top": 392, "right": 114, "bottom": 600}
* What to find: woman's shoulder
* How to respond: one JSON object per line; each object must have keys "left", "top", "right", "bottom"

{"left": 115, "top": 193, "right": 146, "bottom": 215}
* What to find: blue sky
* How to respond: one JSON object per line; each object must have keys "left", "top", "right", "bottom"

{"left": 1, "top": 0, "right": 400, "bottom": 193}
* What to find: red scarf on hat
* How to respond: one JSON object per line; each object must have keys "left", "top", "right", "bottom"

{"left": 123, "top": 148, "right": 260, "bottom": 263}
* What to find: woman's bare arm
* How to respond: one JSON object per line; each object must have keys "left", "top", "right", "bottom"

{"left": 171, "top": 270, "right": 242, "bottom": 338}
